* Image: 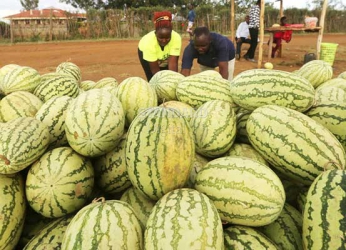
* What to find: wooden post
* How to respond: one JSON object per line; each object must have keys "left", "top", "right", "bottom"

{"left": 280, "top": 0, "right": 283, "bottom": 17}
{"left": 10, "top": 18, "right": 14, "bottom": 44}
{"left": 230, "top": 0, "right": 235, "bottom": 44}
{"left": 49, "top": 8, "right": 53, "bottom": 41}
{"left": 316, "top": 0, "right": 328, "bottom": 60}
{"left": 258, "top": 0, "right": 265, "bottom": 68}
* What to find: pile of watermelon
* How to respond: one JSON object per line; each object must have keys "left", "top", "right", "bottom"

{"left": 0, "top": 59, "right": 345, "bottom": 250}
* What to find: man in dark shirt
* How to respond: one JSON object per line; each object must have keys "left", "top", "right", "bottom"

{"left": 181, "top": 26, "right": 236, "bottom": 81}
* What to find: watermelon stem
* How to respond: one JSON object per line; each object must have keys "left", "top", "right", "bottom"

{"left": 92, "top": 197, "right": 106, "bottom": 204}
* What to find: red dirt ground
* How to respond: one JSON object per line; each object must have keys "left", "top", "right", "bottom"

{"left": 0, "top": 33, "right": 345, "bottom": 83}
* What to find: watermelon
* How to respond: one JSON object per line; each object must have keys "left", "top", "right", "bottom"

{"left": 35, "top": 95, "right": 73, "bottom": 149}
{"left": 149, "top": 70, "right": 184, "bottom": 103}
{"left": 224, "top": 225, "right": 278, "bottom": 249}
{"left": 34, "top": 74, "right": 79, "bottom": 103}
{"left": 79, "top": 80, "right": 96, "bottom": 91}
{"left": 314, "top": 86, "right": 346, "bottom": 104}
{"left": 0, "top": 90, "right": 43, "bottom": 122}
{"left": 230, "top": 69, "right": 315, "bottom": 112}
{"left": 2, "top": 66, "right": 41, "bottom": 95}
{"left": 116, "top": 76, "right": 157, "bottom": 127}
{"left": 126, "top": 107, "right": 195, "bottom": 200}
{"left": 246, "top": 105, "right": 345, "bottom": 185}
{"left": 25, "top": 147, "right": 94, "bottom": 218}
{"left": 23, "top": 215, "right": 73, "bottom": 250}
{"left": 0, "top": 117, "right": 50, "bottom": 174}
{"left": 306, "top": 101, "right": 346, "bottom": 150}
{"left": 295, "top": 60, "right": 333, "bottom": 88}
{"left": 260, "top": 203, "right": 303, "bottom": 250}
{"left": 224, "top": 143, "right": 268, "bottom": 166}
{"left": 0, "top": 173, "right": 26, "bottom": 250}
{"left": 61, "top": 198, "right": 143, "bottom": 249}
{"left": 303, "top": 170, "right": 346, "bottom": 250}
{"left": 56, "top": 62, "right": 81, "bottom": 83}
{"left": 339, "top": 71, "right": 346, "bottom": 79}
{"left": 176, "top": 74, "right": 235, "bottom": 108}
{"left": 93, "top": 134, "right": 132, "bottom": 195}
{"left": 94, "top": 77, "right": 118, "bottom": 89}
{"left": 120, "top": 186, "right": 156, "bottom": 230}
{"left": 195, "top": 156, "right": 285, "bottom": 226}
{"left": 145, "top": 188, "right": 224, "bottom": 250}
{"left": 65, "top": 89, "right": 125, "bottom": 157}
{"left": 159, "top": 100, "right": 195, "bottom": 122}
{"left": 190, "top": 100, "right": 237, "bottom": 157}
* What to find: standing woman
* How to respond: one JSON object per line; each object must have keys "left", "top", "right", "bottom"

{"left": 138, "top": 11, "right": 182, "bottom": 81}
{"left": 244, "top": 0, "right": 261, "bottom": 62}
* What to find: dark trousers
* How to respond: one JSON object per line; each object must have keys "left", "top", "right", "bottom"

{"left": 138, "top": 49, "right": 167, "bottom": 81}
{"left": 246, "top": 28, "right": 259, "bottom": 59}
{"left": 236, "top": 37, "right": 251, "bottom": 55}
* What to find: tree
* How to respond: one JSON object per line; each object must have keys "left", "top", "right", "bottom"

{"left": 20, "top": 0, "right": 39, "bottom": 10}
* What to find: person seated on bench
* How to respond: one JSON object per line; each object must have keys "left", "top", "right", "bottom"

{"left": 235, "top": 15, "right": 251, "bottom": 60}
{"left": 272, "top": 16, "right": 292, "bottom": 58}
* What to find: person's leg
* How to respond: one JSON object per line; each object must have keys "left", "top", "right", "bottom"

{"left": 272, "top": 38, "right": 282, "bottom": 58}
{"left": 138, "top": 48, "right": 153, "bottom": 81}
{"left": 248, "top": 28, "right": 259, "bottom": 59}
{"left": 199, "top": 64, "right": 215, "bottom": 72}
{"left": 227, "top": 58, "right": 235, "bottom": 81}
{"left": 236, "top": 38, "right": 242, "bottom": 58}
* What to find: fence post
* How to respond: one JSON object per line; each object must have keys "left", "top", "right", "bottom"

{"left": 10, "top": 18, "right": 14, "bottom": 44}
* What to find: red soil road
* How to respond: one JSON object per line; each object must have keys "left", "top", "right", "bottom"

{"left": 0, "top": 33, "right": 345, "bottom": 83}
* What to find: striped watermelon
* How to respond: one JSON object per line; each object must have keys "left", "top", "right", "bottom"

{"left": 195, "top": 156, "right": 285, "bottom": 226}
{"left": 190, "top": 100, "right": 237, "bottom": 157}
{"left": 0, "top": 173, "right": 26, "bottom": 250}
{"left": 126, "top": 107, "right": 195, "bottom": 200}
{"left": 61, "top": 198, "right": 143, "bottom": 249}
{"left": 0, "top": 117, "right": 50, "bottom": 174}
{"left": 0, "top": 90, "right": 43, "bottom": 122}
{"left": 93, "top": 134, "right": 132, "bottom": 195}
{"left": 224, "top": 143, "right": 268, "bottom": 166}
{"left": 149, "top": 70, "right": 184, "bottom": 103}
{"left": 65, "top": 89, "right": 125, "bottom": 157}
{"left": 2, "top": 66, "right": 41, "bottom": 95}
{"left": 176, "top": 74, "right": 235, "bottom": 108}
{"left": 315, "top": 86, "right": 346, "bottom": 104}
{"left": 295, "top": 60, "right": 333, "bottom": 88}
{"left": 116, "top": 76, "right": 157, "bottom": 127}
{"left": 17, "top": 206, "right": 54, "bottom": 249}
{"left": 23, "top": 215, "right": 73, "bottom": 250}
{"left": 296, "top": 189, "right": 308, "bottom": 214}
{"left": 235, "top": 109, "right": 252, "bottom": 144}
{"left": 339, "top": 71, "right": 346, "bottom": 79}
{"left": 159, "top": 100, "right": 195, "bottom": 122}
{"left": 230, "top": 69, "right": 315, "bottom": 112}
{"left": 120, "top": 186, "right": 156, "bottom": 230}
{"left": 260, "top": 203, "right": 303, "bottom": 250}
{"left": 185, "top": 153, "right": 210, "bottom": 188}
{"left": 0, "top": 64, "right": 20, "bottom": 94}
{"left": 224, "top": 225, "right": 278, "bottom": 250}
{"left": 56, "top": 62, "right": 81, "bottom": 83}
{"left": 79, "top": 80, "right": 96, "bottom": 91}
{"left": 303, "top": 170, "right": 346, "bottom": 250}
{"left": 145, "top": 188, "right": 224, "bottom": 250}
{"left": 94, "top": 77, "right": 118, "bottom": 89}
{"left": 35, "top": 95, "right": 73, "bottom": 149}
{"left": 34, "top": 74, "right": 79, "bottom": 103}
{"left": 306, "top": 101, "right": 346, "bottom": 150}
{"left": 26, "top": 146, "right": 94, "bottom": 218}
{"left": 196, "top": 69, "right": 222, "bottom": 78}
{"left": 246, "top": 105, "right": 345, "bottom": 185}
{"left": 316, "top": 77, "right": 346, "bottom": 91}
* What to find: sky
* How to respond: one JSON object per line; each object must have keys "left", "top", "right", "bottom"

{"left": 1, "top": 0, "right": 345, "bottom": 22}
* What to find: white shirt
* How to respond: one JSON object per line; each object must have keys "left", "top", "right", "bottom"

{"left": 236, "top": 21, "right": 250, "bottom": 38}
